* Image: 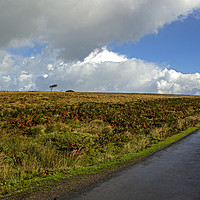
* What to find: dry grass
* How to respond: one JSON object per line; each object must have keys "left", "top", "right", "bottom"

{"left": 150, "top": 124, "right": 169, "bottom": 141}
{"left": 0, "top": 91, "right": 198, "bottom": 106}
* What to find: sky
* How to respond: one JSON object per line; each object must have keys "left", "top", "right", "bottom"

{"left": 109, "top": 12, "right": 200, "bottom": 74}
{"left": 0, "top": 0, "right": 200, "bottom": 94}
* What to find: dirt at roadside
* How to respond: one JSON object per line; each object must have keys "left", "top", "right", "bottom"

{"left": 0, "top": 170, "right": 112, "bottom": 200}
{"left": 0, "top": 154, "right": 149, "bottom": 200}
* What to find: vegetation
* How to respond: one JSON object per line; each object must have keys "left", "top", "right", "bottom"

{"left": 65, "top": 90, "right": 75, "bottom": 92}
{"left": 0, "top": 91, "right": 200, "bottom": 197}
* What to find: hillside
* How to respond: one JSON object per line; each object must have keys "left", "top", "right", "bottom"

{"left": 0, "top": 91, "right": 200, "bottom": 199}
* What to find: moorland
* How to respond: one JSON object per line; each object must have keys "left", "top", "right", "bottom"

{"left": 0, "top": 91, "right": 200, "bottom": 199}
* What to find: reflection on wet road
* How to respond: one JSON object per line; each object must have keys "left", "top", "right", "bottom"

{"left": 57, "top": 130, "right": 200, "bottom": 200}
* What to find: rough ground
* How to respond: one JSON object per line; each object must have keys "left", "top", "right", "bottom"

{"left": 1, "top": 155, "right": 150, "bottom": 200}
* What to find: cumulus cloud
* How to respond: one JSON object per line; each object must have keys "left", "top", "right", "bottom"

{"left": 156, "top": 70, "right": 200, "bottom": 94}
{"left": 1, "top": 0, "right": 200, "bottom": 59}
{"left": 0, "top": 50, "right": 14, "bottom": 76}
{"left": 1, "top": 48, "right": 200, "bottom": 94}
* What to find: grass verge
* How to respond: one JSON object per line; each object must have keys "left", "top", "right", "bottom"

{"left": 1, "top": 123, "right": 200, "bottom": 200}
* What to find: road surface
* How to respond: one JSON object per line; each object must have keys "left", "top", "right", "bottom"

{"left": 57, "top": 130, "right": 200, "bottom": 200}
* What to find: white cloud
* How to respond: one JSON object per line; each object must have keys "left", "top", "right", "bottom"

{"left": 15, "top": 72, "right": 35, "bottom": 91}
{"left": 82, "top": 48, "right": 128, "bottom": 64}
{"left": 156, "top": 69, "right": 200, "bottom": 94}
{"left": 1, "top": 48, "right": 199, "bottom": 94}
{"left": 0, "top": 50, "right": 14, "bottom": 76}
{"left": 0, "top": 75, "right": 11, "bottom": 90}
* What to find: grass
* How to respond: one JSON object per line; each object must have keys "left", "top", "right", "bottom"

{"left": 0, "top": 91, "right": 200, "bottom": 198}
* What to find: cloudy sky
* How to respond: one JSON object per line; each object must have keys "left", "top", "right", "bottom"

{"left": 1, "top": 0, "right": 200, "bottom": 94}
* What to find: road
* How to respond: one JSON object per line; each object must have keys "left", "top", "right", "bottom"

{"left": 57, "top": 130, "right": 200, "bottom": 200}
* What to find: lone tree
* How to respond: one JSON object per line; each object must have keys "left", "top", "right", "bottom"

{"left": 49, "top": 84, "right": 57, "bottom": 91}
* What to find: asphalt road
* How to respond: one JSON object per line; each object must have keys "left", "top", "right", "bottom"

{"left": 57, "top": 130, "right": 200, "bottom": 200}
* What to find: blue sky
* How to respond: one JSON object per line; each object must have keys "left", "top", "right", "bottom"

{"left": 109, "top": 14, "right": 200, "bottom": 74}
{"left": 7, "top": 41, "right": 47, "bottom": 58}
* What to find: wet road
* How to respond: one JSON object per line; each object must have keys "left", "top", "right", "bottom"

{"left": 57, "top": 130, "right": 200, "bottom": 200}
